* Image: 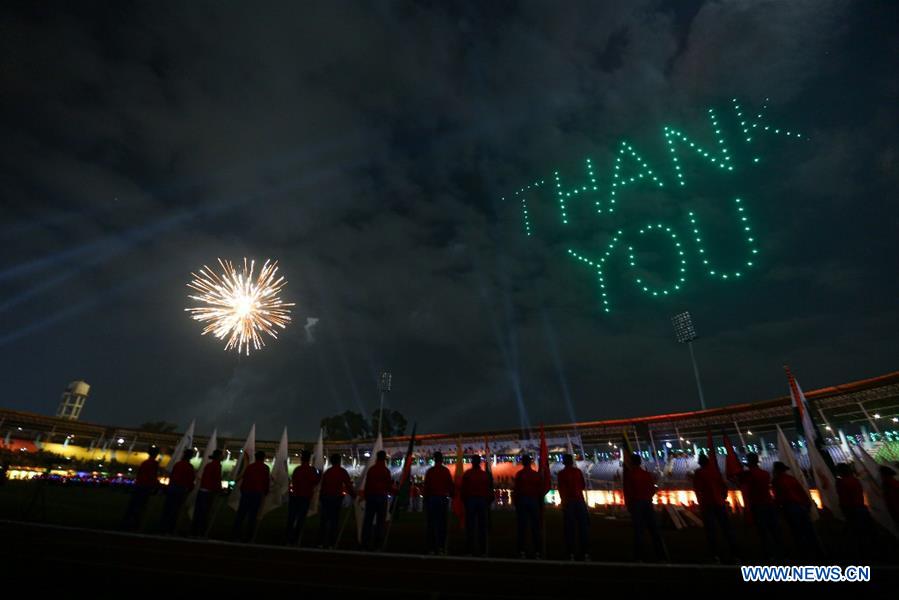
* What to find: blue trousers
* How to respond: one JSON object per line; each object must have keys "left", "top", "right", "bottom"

{"left": 232, "top": 491, "right": 263, "bottom": 542}
{"left": 701, "top": 505, "right": 738, "bottom": 559}
{"left": 425, "top": 496, "right": 449, "bottom": 553}
{"left": 191, "top": 490, "right": 214, "bottom": 536}
{"left": 361, "top": 494, "right": 388, "bottom": 550}
{"left": 751, "top": 504, "right": 783, "bottom": 560}
{"left": 515, "top": 496, "right": 542, "bottom": 554}
{"left": 123, "top": 486, "right": 153, "bottom": 531}
{"left": 563, "top": 500, "right": 590, "bottom": 557}
{"left": 464, "top": 497, "right": 489, "bottom": 556}
{"left": 629, "top": 500, "right": 665, "bottom": 560}
{"left": 160, "top": 484, "right": 189, "bottom": 534}
{"left": 286, "top": 496, "right": 311, "bottom": 544}
{"left": 319, "top": 495, "right": 342, "bottom": 548}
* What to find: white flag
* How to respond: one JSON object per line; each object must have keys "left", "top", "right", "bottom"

{"left": 186, "top": 429, "right": 217, "bottom": 520}
{"left": 355, "top": 433, "right": 383, "bottom": 543}
{"left": 261, "top": 428, "right": 290, "bottom": 516}
{"left": 166, "top": 420, "right": 196, "bottom": 474}
{"left": 849, "top": 443, "right": 899, "bottom": 539}
{"left": 228, "top": 424, "right": 256, "bottom": 511}
{"left": 786, "top": 371, "right": 843, "bottom": 520}
{"left": 776, "top": 425, "right": 818, "bottom": 521}
{"left": 308, "top": 429, "right": 325, "bottom": 517}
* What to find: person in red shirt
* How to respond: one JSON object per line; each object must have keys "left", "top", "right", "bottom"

{"left": 461, "top": 454, "right": 492, "bottom": 556}
{"left": 513, "top": 454, "right": 544, "bottom": 558}
{"left": 286, "top": 449, "right": 320, "bottom": 545}
{"left": 122, "top": 446, "right": 160, "bottom": 531}
{"left": 771, "top": 461, "right": 822, "bottom": 559}
{"left": 881, "top": 466, "right": 899, "bottom": 525}
{"left": 191, "top": 449, "right": 223, "bottom": 537}
{"left": 693, "top": 453, "right": 738, "bottom": 562}
{"left": 558, "top": 453, "right": 590, "bottom": 560}
{"left": 160, "top": 448, "right": 195, "bottom": 534}
{"left": 361, "top": 450, "right": 395, "bottom": 550}
{"left": 423, "top": 451, "right": 454, "bottom": 555}
{"left": 836, "top": 462, "right": 875, "bottom": 558}
{"left": 738, "top": 452, "right": 783, "bottom": 560}
{"left": 623, "top": 453, "right": 666, "bottom": 561}
{"left": 319, "top": 453, "right": 355, "bottom": 549}
{"left": 232, "top": 450, "right": 270, "bottom": 543}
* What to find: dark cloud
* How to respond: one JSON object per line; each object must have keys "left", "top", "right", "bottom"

{"left": 1, "top": 1, "right": 896, "bottom": 440}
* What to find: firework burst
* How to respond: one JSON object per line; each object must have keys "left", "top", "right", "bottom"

{"left": 185, "top": 258, "right": 294, "bottom": 355}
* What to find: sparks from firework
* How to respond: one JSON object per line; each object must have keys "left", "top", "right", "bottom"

{"left": 185, "top": 258, "right": 294, "bottom": 355}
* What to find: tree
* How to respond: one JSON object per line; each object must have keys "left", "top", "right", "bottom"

{"left": 138, "top": 421, "right": 178, "bottom": 433}
{"left": 320, "top": 410, "right": 370, "bottom": 441}
{"left": 370, "top": 409, "right": 407, "bottom": 437}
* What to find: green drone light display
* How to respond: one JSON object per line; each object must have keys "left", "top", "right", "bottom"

{"left": 511, "top": 99, "right": 803, "bottom": 313}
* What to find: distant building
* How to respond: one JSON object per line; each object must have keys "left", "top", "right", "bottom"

{"left": 56, "top": 381, "right": 89, "bottom": 421}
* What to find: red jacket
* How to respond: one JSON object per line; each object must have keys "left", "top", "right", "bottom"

{"left": 424, "top": 464, "right": 454, "bottom": 498}
{"left": 513, "top": 466, "right": 545, "bottom": 501}
{"left": 135, "top": 458, "right": 159, "bottom": 488}
{"left": 461, "top": 467, "right": 492, "bottom": 499}
{"left": 837, "top": 475, "right": 865, "bottom": 509}
{"left": 290, "top": 464, "right": 321, "bottom": 498}
{"left": 693, "top": 464, "right": 727, "bottom": 508}
{"left": 320, "top": 466, "right": 355, "bottom": 497}
{"left": 364, "top": 461, "right": 394, "bottom": 497}
{"left": 773, "top": 472, "right": 810, "bottom": 508}
{"left": 557, "top": 465, "right": 586, "bottom": 505}
{"left": 623, "top": 466, "right": 655, "bottom": 507}
{"left": 170, "top": 459, "right": 195, "bottom": 490}
{"left": 241, "top": 461, "right": 270, "bottom": 495}
{"left": 741, "top": 466, "right": 773, "bottom": 506}
{"left": 199, "top": 460, "right": 222, "bottom": 492}
{"left": 884, "top": 475, "right": 899, "bottom": 522}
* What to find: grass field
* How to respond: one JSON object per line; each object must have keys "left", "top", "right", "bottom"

{"left": 2, "top": 480, "right": 898, "bottom": 565}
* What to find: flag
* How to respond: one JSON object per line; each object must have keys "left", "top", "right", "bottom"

{"left": 785, "top": 366, "right": 835, "bottom": 471}
{"left": 261, "top": 427, "right": 290, "bottom": 517}
{"left": 706, "top": 430, "right": 721, "bottom": 476}
{"left": 392, "top": 424, "right": 417, "bottom": 519}
{"left": 355, "top": 432, "right": 383, "bottom": 543}
{"left": 722, "top": 433, "right": 743, "bottom": 481}
{"left": 308, "top": 428, "right": 325, "bottom": 517}
{"left": 539, "top": 425, "right": 551, "bottom": 496}
{"left": 785, "top": 368, "right": 843, "bottom": 520}
{"left": 451, "top": 437, "right": 465, "bottom": 527}
{"left": 849, "top": 443, "right": 899, "bottom": 539}
{"left": 228, "top": 424, "right": 256, "bottom": 511}
{"left": 484, "top": 436, "right": 494, "bottom": 491}
{"left": 776, "top": 425, "right": 819, "bottom": 522}
{"left": 566, "top": 434, "right": 575, "bottom": 459}
{"left": 187, "top": 428, "right": 217, "bottom": 520}
{"left": 166, "top": 420, "right": 195, "bottom": 474}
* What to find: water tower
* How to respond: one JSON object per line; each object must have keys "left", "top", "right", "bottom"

{"left": 56, "top": 380, "right": 90, "bottom": 420}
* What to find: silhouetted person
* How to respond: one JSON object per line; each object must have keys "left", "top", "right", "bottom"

{"left": 192, "top": 449, "right": 223, "bottom": 537}
{"left": 319, "top": 453, "right": 355, "bottom": 549}
{"left": 161, "top": 448, "right": 195, "bottom": 534}
{"left": 287, "top": 450, "right": 320, "bottom": 545}
{"left": 881, "top": 465, "right": 899, "bottom": 526}
{"left": 361, "top": 450, "right": 394, "bottom": 551}
{"left": 623, "top": 453, "right": 666, "bottom": 562}
{"left": 836, "top": 462, "right": 875, "bottom": 558}
{"left": 423, "top": 451, "right": 454, "bottom": 555}
{"left": 558, "top": 453, "right": 590, "bottom": 561}
{"left": 232, "top": 450, "right": 270, "bottom": 543}
{"left": 461, "top": 454, "right": 492, "bottom": 556}
{"left": 693, "top": 452, "right": 738, "bottom": 562}
{"left": 740, "top": 452, "right": 783, "bottom": 561}
{"left": 123, "top": 446, "right": 160, "bottom": 531}
{"left": 772, "top": 461, "right": 822, "bottom": 560}
{"left": 513, "top": 454, "right": 544, "bottom": 558}
{"left": 0, "top": 460, "right": 9, "bottom": 486}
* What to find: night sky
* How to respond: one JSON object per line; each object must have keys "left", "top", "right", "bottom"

{"left": 2, "top": 2, "right": 897, "bottom": 440}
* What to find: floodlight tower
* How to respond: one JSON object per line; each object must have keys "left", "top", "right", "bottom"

{"left": 672, "top": 312, "right": 706, "bottom": 411}
{"left": 377, "top": 371, "right": 392, "bottom": 436}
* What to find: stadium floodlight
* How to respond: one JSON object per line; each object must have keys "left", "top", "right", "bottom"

{"left": 671, "top": 311, "right": 706, "bottom": 411}
{"left": 377, "top": 371, "right": 393, "bottom": 436}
